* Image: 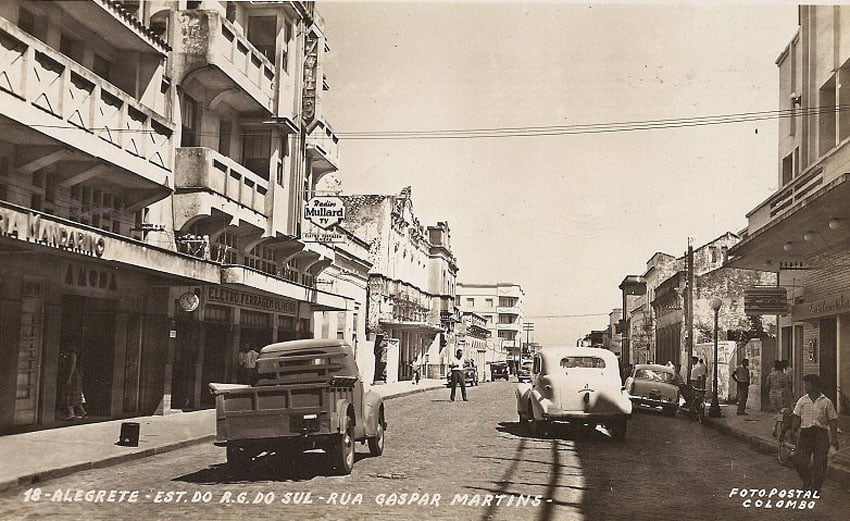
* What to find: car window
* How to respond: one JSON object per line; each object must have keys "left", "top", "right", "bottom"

{"left": 635, "top": 369, "right": 675, "bottom": 383}
{"left": 560, "top": 356, "right": 605, "bottom": 369}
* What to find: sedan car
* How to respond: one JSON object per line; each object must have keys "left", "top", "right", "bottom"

{"left": 624, "top": 364, "right": 680, "bottom": 415}
{"left": 516, "top": 347, "right": 632, "bottom": 440}
{"left": 490, "top": 362, "right": 509, "bottom": 381}
{"left": 517, "top": 359, "right": 533, "bottom": 383}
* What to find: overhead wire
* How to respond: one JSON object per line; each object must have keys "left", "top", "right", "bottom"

{"left": 6, "top": 103, "right": 848, "bottom": 141}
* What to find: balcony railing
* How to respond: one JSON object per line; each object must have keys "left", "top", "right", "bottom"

{"left": 748, "top": 142, "right": 850, "bottom": 233}
{"left": 306, "top": 119, "right": 340, "bottom": 173}
{"left": 0, "top": 20, "right": 174, "bottom": 172}
{"left": 175, "top": 148, "right": 268, "bottom": 216}
{"left": 175, "top": 11, "right": 275, "bottom": 114}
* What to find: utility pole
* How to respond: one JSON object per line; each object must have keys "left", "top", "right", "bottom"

{"left": 522, "top": 322, "right": 534, "bottom": 357}
{"left": 686, "top": 238, "right": 694, "bottom": 381}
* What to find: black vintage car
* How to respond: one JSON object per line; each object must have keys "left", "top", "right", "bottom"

{"left": 489, "top": 362, "right": 509, "bottom": 381}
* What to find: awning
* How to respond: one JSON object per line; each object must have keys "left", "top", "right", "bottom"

{"left": 221, "top": 265, "right": 352, "bottom": 311}
{"left": 728, "top": 173, "right": 850, "bottom": 271}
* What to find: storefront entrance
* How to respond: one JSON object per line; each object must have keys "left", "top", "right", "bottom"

{"left": 200, "top": 305, "right": 230, "bottom": 407}
{"left": 58, "top": 295, "right": 116, "bottom": 417}
{"left": 820, "top": 317, "right": 838, "bottom": 404}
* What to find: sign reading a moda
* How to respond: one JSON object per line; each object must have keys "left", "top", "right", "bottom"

{"left": 304, "top": 196, "right": 345, "bottom": 229}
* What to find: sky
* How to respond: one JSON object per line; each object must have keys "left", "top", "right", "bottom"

{"left": 318, "top": 1, "right": 800, "bottom": 346}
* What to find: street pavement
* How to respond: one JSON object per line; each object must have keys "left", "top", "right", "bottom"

{"left": 1, "top": 381, "right": 848, "bottom": 521}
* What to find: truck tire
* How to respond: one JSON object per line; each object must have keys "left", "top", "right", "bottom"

{"left": 368, "top": 412, "right": 385, "bottom": 457}
{"left": 610, "top": 418, "right": 627, "bottom": 441}
{"left": 226, "top": 445, "right": 253, "bottom": 467}
{"left": 331, "top": 424, "right": 356, "bottom": 474}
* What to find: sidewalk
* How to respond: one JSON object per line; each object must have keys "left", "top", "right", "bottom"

{"left": 704, "top": 403, "right": 850, "bottom": 485}
{"left": 0, "top": 378, "right": 445, "bottom": 493}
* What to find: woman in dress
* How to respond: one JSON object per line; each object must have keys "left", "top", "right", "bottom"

{"left": 765, "top": 360, "right": 790, "bottom": 437}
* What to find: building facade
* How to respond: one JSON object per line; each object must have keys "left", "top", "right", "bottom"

{"left": 0, "top": 0, "right": 353, "bottom": 431}
{"left": 729, "top": 5, "right": 850, "bottom": 413}
{"left": 458, "top": 311, "right": 490, "bottom": 382}
{"left": 456, "top": 282, "right": 525, "bottom": 372}
{"left": 340, "top": 188, "right": 457, "bottom": 384}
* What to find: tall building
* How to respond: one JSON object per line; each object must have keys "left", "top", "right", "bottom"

{"left": 729, "top": 5, "right": 850, "bottom": 412}
{"left": 0, "top": 0, "right": 352, "bottom": 431}
{"left": 456, "top": 282, "right": 524, "bottom": 371}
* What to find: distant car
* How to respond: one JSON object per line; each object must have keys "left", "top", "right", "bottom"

{"left": 517, "top": 359, "right": 533, "bottom": 382}
{"left": 625, "top": 364, "right": 680, "bottom": 415}
{"left": 445, "top": 365, "right": 478, "bottom": 386}
{"left": 490, "top": 362, "right": 509, "bottom": 381}
{"left": 516, "top": 347, "right": 633, "bottom": 440}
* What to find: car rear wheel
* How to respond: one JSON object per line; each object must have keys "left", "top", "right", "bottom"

{"left": 532, "top": 419, "right": 548, "bottom": 437}
{"left": 368, "top": 412, "right": 385, "bottom": 457}
{"left": 663, "top": 405, "right": 677, "bottom": 416}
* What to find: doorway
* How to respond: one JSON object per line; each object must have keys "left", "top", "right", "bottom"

{"left": 59, "top": 295, "right": 116, "bottom": 417}
{"left": 820, "top": 318, "right": 838, "bottom": 404}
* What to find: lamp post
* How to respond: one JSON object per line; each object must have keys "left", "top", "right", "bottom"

{"left": 709, "top": 297, "right": 723, "bottom": 418}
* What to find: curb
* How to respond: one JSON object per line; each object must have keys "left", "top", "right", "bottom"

{"left": 0, "top": 386, "right": 446, "bottom": 494}
{"left": 704, "top": 418, "right": 850, "bottom": 487}
{"left": 0, "top": 435, "right": 215, "bottom": 495}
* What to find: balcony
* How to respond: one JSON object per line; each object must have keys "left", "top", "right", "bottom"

{"left": 306, "top": 119, "right": 340, "bottom": 177}
{"left": 174, "top": 11, "right": 275, "bottom": 114}
{"left": 497, "top": 306, "right": 521, "bottom": 315}
{"left": 497, "top": 322, "right": 522, "bottom": 332}
{"left": 56, "top": 0, "right": 170, "bottom": 55}
{"left": 730, "top": 142, "right": 850, "bottom": 271}
{"left": 0, "top": 20, "right": 174, "bottom": 206}
{"left": 173, "top": 147, "right": 269, "bottom": 231}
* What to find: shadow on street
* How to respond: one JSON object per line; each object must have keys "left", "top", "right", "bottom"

{"left": 172, "top": 450, "right": 372, "bottom": 484}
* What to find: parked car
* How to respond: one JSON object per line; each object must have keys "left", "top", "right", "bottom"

{"left": 517, "top": 359, "right": 533, "bottom": 382}
{"left": 516, "top": 347, "right": 632, "bottom": 440}
{"left": 624, "top": 364, "right": 680, "bottom": 415}
{"left": 445, "top": 363, "right": 478, "bottom": 386}
{"left": 490, "top": 361, "right": 509, "bottom": 381}
{"left": 208, "top": 339, "right": 385, "bottom": 474}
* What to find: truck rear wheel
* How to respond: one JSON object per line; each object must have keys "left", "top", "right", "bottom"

{"left": 226, "top": 445, "right": 253, "bottom": 467}
{"left": 331, "top": 424, "right": 355, "bottom": 474}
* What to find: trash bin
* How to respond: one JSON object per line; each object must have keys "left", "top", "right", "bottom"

{"left": 117, "top": 422, "right": 140, "bottom": 446}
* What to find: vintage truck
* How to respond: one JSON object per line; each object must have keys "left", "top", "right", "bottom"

{"left": 208, "top": 339, "right": 386, "bottom": 474}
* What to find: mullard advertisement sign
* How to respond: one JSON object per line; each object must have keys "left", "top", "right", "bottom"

{"left": 0, "top": 204, "right": 106, "bottom": 257}
{"left": 304, "top": 196, "right": 345, "bottom": 229}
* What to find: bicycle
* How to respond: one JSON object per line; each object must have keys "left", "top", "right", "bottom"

{"left": 777, "top": 408, "right": 798, "bottom": 467}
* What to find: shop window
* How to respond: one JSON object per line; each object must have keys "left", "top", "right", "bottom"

{"left": 205, "top": 304, "right": 230, "bottom": 323}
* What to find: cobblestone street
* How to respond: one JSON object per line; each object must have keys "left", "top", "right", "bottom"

{"left": 1, "top": 382, "right": 847, "bottom": 521}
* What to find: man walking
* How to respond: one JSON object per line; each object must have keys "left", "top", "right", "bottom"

{"left": 692, "top": 358, "right": 708, "bottom": 389}
{"left": 792, "top": 374, "right": 839, "bottom": 492}
{"left": 732, "top": 358, "right": 751, "bottom": 415}
{"left": 448, "top": 348, "right": 467, "bottom": 402}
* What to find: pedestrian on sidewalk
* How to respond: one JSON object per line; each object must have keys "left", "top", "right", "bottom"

{"left": 693, "top": 358, "right": 708, "bottom": 389}
{"left": 448, "top": 348, "right": 467, "bottom": 402}
{"left": 732, "top": 358, "right": 751, "bottom": 415}
{"left": 765, "top": 360, "right": 792, "bottom": 436}
{"left": 791, "top": 374, "right": 839, "bottom": 492}
{"left": 238, "top": 344, "right": 260, "bottom": 386}
{"left": 58, "top": 341, "right": 87, "bottom": 420}
{"left": 410, "top": 360, "right": 421, "bottom": 385}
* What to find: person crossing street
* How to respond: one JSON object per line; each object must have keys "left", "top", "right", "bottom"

{"left": 448, "top": 348, "right": 467, "bottom": 402}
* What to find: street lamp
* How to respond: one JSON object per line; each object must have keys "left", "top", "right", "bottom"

{"left": 709, "top": 297, "right": 723, "bottom": 418}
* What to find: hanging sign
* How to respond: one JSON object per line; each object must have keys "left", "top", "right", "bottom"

{"left": 304, "top": 196, "right": 345, "bottom": 229}
{"left": 744, "top": 287, "right": 789, "bottom": 315}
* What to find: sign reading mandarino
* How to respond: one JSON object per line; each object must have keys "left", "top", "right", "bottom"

{"left": 304, "top": 196, "right": 345, "bottom": 230}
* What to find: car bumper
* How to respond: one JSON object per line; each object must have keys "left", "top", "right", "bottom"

{"left": 537, "top": 398, "right": 632, "bottom": 420}
{"left": 630, "top": 396, "right": 677, "bottom": 407}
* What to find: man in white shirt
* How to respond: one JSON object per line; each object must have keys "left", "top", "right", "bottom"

{"left": 448, "top": 348, "right": 467, "bottom": 402}
{"left": 692, "top": 358, "right": 708, "bottom": 389}
{"left": 792, "top": 374, "right": 839, "bottom": 492}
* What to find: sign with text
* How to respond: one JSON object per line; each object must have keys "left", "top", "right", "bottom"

{"left": 206, "top": 286, "right": 298, "bottom": 314}
{"left": 304, "top": 196, "right": 345, "bottom": 230}
{"left": 301, "top": 231, "right": 345, "bottom": 244}
{"left": 744, "top": 287, "right": 789, "bottom": 315}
